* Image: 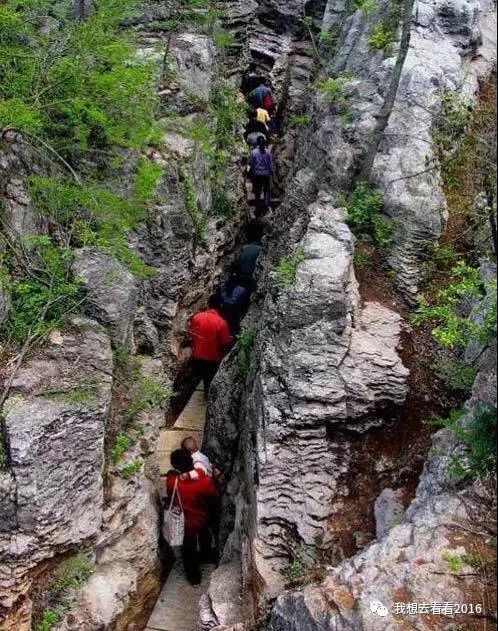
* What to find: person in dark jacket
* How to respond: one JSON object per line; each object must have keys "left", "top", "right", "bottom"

{"left": 219, "top": 267, "right": 249, "bottom": 335}
{"left": 248, "top": 79, "right": 274, "bottom": 110}
{"left": 166, "top": 449, "right": 219, "bottom": 585}
{"left": 244, "top": 110, "right": 268, "bottom": 147}
{"left": 239, "top": 223, "right": 263, "bottom": 289}
{"left": 250, "top": 136, "right": 275, "bottom": 215}
{"left": 241, "top": 63, "right": 264, "bottom": 95}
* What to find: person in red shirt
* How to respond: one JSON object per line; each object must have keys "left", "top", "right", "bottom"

{"left": 166, "top": 449, "right": 219, "bottom": 585}
{"left": 189, "top": 295, "right": 233, "bottom": 394}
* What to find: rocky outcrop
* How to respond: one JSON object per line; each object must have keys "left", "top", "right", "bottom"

{"left": 0, "top": 319, "right": 112, "bottom": 624}
{"left": 73, "top": 249, "right": 138, "bottom": 346}
{"left": 270, "top": 343, "right": 496, "bottom": 630}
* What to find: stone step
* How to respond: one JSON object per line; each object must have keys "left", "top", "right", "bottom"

{"left": 146, "top": 563, "right": 215, "bottom": 631}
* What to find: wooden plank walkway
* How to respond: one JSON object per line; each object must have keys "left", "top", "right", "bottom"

{"left": 147, "top": 383, "right": 209, "bottom": 630}
{"left": 156, "top": 383, "right": 206, "bottom": 475}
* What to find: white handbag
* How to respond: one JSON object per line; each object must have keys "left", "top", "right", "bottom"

{"left": 163, "top": 477, "right": 185, "bottom": 547}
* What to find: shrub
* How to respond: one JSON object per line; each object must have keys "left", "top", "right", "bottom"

{"left": 341, "top": 182, "right": 392, "bottom": 247}
{"left": 212, "top": 187, "right": 234, "bottom": 218}
{"left": 213, "top": 31, "right": 235, "bottom": 51}
{"left": 274, "top": 248, "right": 307, "bottom": 289}
{"left": 291, "top": 115, "right": 311, "bottom": 128}
{"left": 352, "top": 0, "right": 379, "bottom": 16}
{"left": 434, "top": 353, "right": 476, "bottom": 392}
{"left": 120, "top": 459, "right": 143, "bottom": 479}
{"left": 443, "top": 551, "right": 464, "bottom": 573}
{"left": 413, "top": 261, "right": 497, "bottom": 349}
{"left": 0, "top": 237, "right": 84, "bottom": 346}
{"left": 134, "top": 159, "right": 164, "bottom": 205}
{"left": 434, "top": 405, "right": 497, "bottom": 479}
{"left": 315, "top": 77, "right": 346, "bottom": 104}
{"left": 235, "top": 329, "right": 256, "bottom": 377}
{"left": 36, "top": 609, "right": 60, "bottom": 631}
{"left": 124, "top": 375, "right": 172, "bottom": 425}
{"left": 110, "top": 433, "right": 133, "bottom": 465}
{"left": 368, "top": 22, "right": 396, "bottom": 50}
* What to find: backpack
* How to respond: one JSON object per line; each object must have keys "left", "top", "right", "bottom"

{"left": 263, "top": 91, "right": 274, "bottom": 111}
{"left": 163, "top": 477, "right": 185, "bottom": 547}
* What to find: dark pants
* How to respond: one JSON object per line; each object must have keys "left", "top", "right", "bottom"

{"left": 182, "top": 534, "right": 201, "bottom": 585}
{"left": 252, "top": 175, "right": 271, "bottom": 215}
{"left": 192, "top": 359, "right": 219, "bottom": 395}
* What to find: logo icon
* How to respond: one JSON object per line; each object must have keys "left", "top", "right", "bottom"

{"left": 370, "top": 601, "right": 389, "bottom": 617}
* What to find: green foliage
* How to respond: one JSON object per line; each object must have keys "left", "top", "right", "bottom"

{"left": 27, "top": 175, "right": 155, "bottom": 278}
{"left": 352, "top": 0, "right": 380, "bottom": 17}
{"left": 0, "top": 0, "right": 159, "bottom": 155}
{"left": 110, "top": 433, "right": 133, "bottom": 465}
{"left": 434, "top": 353, "right": 476, "bottom": 392}
{"left": 36, "top": 609, "right": 60, "bottom": 631}
{"left": 213, "top": 31, "right": 235, "bottom": 51}
{"left": 285, "top": 561, "right": 304, "bottom": 584}
{"left": 413, "top": 261, "right": 497, "bottom": 349}
{"left": 235, "top": 329, "right": 256, "bottom": 378}
{"left": 434, "top": 405, "right": 497, "bottom": 479}
{"left": 368, "top": 21, "right": 396, "bottom": 50}
{"left": 35, "top": 553, "right": 94, "bottom": 630}
{"left": 354, "top": 249, "right": 373, "bottom": 270}
{"left": 212, "top": 187, "right": 234, "bottom": 218}
{"left": 0, "top": 237, "right": 84, "bottom": 345}
{"left": 317, "top": 27, "right": 339, "bottom": 59}
{"left": 341, "top": 182, "right": 392, "bottom": 247}
{"left": 183, "top": 173, "right": 207, "bottom": 246}
{"left": 124, "top": 374, "right": 172, "bottom": 425}
{"left": 134, "top": 159, "right": 164, "bottom": 205}
{"left": 291, "top": 114, "right": 311, "bottom": 128}
{"left": 120, "top": 459, "right": 143, "bottom": 479}
{"left": 274, "top": 248, "right": 307, "bottom": 290}
{"left": 315, "top": 77, "right": 346, "bottom": 104}
{"left": 443, "top": 550, "right": 464, "bottom": 573}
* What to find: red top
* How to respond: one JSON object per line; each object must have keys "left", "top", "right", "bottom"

{"left": 166, "top": 471, "right": 218, "bottom": 537}
{"left": 189, "top": 309, "right": 233, "bottom": 362}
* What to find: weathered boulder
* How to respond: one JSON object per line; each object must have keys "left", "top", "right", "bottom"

{"left": 171, "top": 33, "right": 217, "bottom": 103}
{"left": 72, "top": 248, "right": 138, "bottom": 346}
{"left": 0, "top": 319, "right": 113, "bottom": 620}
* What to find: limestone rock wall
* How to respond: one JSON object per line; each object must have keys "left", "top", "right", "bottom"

{"left": 270, "top": 342, "right": 497, "bottom": 630}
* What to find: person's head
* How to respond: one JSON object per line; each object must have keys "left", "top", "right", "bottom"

{"left": 259, "top": 77, "right": 268, "bottom": 87}
{"left": 257, "top": 135, "right": 267, "bottom": 152}
{"left": 181, "top": 436, "right": 199, "bottom": 453}
{"left": 208, "top": 294, "right": 223, "bottom": 311}
{"left": 171, "top": 448, "right": 194, "bottom": 474}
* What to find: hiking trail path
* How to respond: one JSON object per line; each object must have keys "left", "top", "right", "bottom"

{"left": 146, "top": 383, "right": 213, "bottom": 631}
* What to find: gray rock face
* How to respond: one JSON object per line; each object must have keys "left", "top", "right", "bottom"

{"left": 172, "top": 33, "right": 217, "bottom": 102}
{"left": 72, "top": 248, "right": 138, "bottom": 346}
{"left": 270, "top": 344, "right": 497, "bottom": 631}
{"left": 0, "top": 319, "right": 113, "bottom": 614}
{"left": 0, "top": 278, "right": 9, "bottom": 325}
{"left": 374, "top": 489, "right": 404, "bottom": 539}
{"left": 0, "top": 133, "right": 40, "bottom": 239}
{"left": 210, "top": 199, "right": 408, "bottom": 603}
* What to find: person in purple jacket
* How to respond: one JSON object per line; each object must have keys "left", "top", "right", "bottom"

{"left": 250, "top": 136, "right": 275, "bottom": 216}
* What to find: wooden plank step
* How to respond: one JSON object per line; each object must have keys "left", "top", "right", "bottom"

{"left": 173, "top": 385, "right": 206, "bottom": 431}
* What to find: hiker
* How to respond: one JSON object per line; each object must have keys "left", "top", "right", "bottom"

{"left": 256, "top": 106, "right": 271, "bottom": 129}
{"left": 180, "top": 436, "right": 212, "bottom": 478}
{"left": 239, "top": 223, "right": 263, "bottom": 289}
{"left": 248, "top": 78, "right": 275, "bottom": 111}
{"left": 166, "top": 449, "right": 219, "bottom": 585}
{"left": 244, "top": 110, "right": 268, "bottom": 147}
{"left": 189, "top": 295, "right": 233, "bottom": 394}
{"left": 241, "top": 63, "right": 265, "bottom": 95}
{"left": 250, "top": 136, "right": 275, "bottom": 216}
{"left": 219, "top": 266, "right": 249, "bottom": 335}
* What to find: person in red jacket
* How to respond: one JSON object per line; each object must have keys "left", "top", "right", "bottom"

{"left": 189, "top": 295, "right": 233, "bottom": 394}
{"left": 166, "top": 449, "right": 219, "bottom": 585}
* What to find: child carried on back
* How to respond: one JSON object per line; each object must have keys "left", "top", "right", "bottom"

{"left": 180, "top": 436, "right": 225, "bottom": 485}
